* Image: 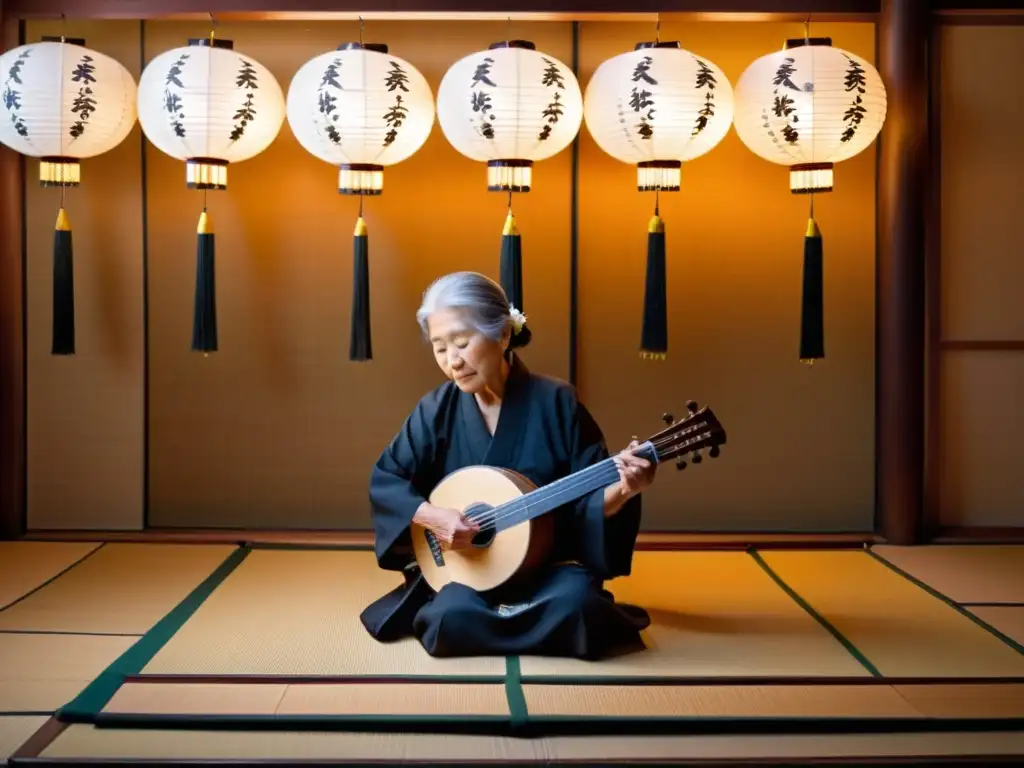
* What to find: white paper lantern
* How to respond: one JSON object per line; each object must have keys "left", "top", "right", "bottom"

{"left": 584, "top": 42, "right": 733, "bottom": 192}
{"left": 137, "top": 37, "right": 285, "bottom": 189}
{"left": 286, "top": 42, "right": 434, "bottom": 196}
{"left": 733, "top": 38, "right": 887, "bottom": 193}
{"left": 0, "top": 37, "right": 137, "bottom": 186}
{"left": 436, "top": 40, "right": 582, "bottom": 192}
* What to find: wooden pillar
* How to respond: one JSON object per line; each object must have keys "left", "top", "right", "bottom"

{"left": 0, "top": 2, "right": 25, "bottom": 540}
{"left": 876, "top": 0, "right": 929, "bottom": 545}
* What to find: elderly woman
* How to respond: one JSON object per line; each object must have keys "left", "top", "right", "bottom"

{"left": 360, "top": 271, "right": 656, "bottom": 660}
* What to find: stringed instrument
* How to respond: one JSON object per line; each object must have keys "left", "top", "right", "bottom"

{"left": 412, "top": 400, "right": 727, "bottom": 593}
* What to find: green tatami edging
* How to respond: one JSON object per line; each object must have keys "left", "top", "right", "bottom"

{"left": 57, "top": 545, "right": 251, "bottom": 723}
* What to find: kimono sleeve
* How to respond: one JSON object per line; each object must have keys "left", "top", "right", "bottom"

{"left": 565, "top": 395, "right": 643, "bottom": 580}
{"left": 368, "top": 392, "right": 445, "bottom": 571}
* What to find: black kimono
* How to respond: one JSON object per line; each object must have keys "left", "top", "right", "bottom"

{"left": 360, "top": 355, "right": 650, "bottom": 660}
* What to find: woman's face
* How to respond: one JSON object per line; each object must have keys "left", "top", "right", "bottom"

{"left": 426, "top": 307, "right": 509, "bottom": 393}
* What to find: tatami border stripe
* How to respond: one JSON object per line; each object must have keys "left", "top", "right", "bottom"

{"left": 747, "top": 548, "right": 883, "bottom": 678}
{"left": 243, "top": 542, "right": 374, "bottom": 552}
{"left": 124, "top": 674, "right": 505, "bottom": 684}
{"left": 0, "top": 629, "right": 143, "bottom": 637}
{"left": 865, "top": 547, "right": 1024, "bottom": 656}
{"left": 504, "top": 656, "right": 528, "bottom": 729}
{"left": 79, "top": 711, "right": 1024, "bottom": 737}
{"left": 56, "top": 545, "right": 250, "bottom": 723}
{"left": 0, "top": 542, "right": 105, "bottom": 613}
{"left": 0, "top": 711, "right": 52, "bottom": 717}
{"left": 514, "top": 675, "right": 1024, "bottom": 685}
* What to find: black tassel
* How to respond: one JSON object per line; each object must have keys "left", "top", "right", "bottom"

{"left": 640, "top": 212, "right": 667, "bottom": 360}
{"left": 800, "top": 216, "right": 824, "bottom": 364}
{"left": 349, "top": 215, "right": 371, "bottom": 361}
{"left": 191, "top": 209, "right": 218, "bottom": 353}
{"left": 499, "top": 210, "right": 523, "bottom": 312}
{"left": 52, "top": 207, "right": 75, "bottom": 355}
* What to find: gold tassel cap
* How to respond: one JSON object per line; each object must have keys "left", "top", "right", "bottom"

{"left": 503, "top": 210, "right": 518, "bottom": 236}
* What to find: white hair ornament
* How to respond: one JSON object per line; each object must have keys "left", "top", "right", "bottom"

{"left": 509, "top": 307, "right": 527, "bottom": 334}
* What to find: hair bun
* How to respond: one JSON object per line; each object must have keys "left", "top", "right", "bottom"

{"left": 509, "top": 323, "right": 532, "bottom": 350}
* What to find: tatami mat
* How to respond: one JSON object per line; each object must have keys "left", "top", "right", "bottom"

{"left": 141, "top": 549, "right": 505, "bottom": 677}
{"left": 0, "top": 544, "right": 237, "bottom": 634}
{"left": 971, "top": 607, "right": 1024, "bottom": 646}
{"left": 0, "top": 542, "right": 100, "bottom": 612}
{"left": 893, "top": 684, "right": 1024, "bottom": 719}
{"left": 88, "top": 679, "right": 1024, "bottom": 727}
{"left": 759, "top": 550, "right": 1024, "bottom": 677}
{"left": 873, "top": 545, "right": 1024, "bottom": 604}
{"left": 0, "top": 633, "right": 136, "bottom": 712}
{"left": 544, "top": 731, "right": 1024, "bottom": 763}
{"left": 519, "top": 551, "right": 870, "bottom": 679}
{"left": 523, "top": 684, "right": 922, "bottom": 719}
{"left": 104, "top": 683, "right": 288, "bottom": 716}
{"left": 37, "top": 725, "right": 1024, "bottom": 762}
{"left": 0, "top": 716, "right": 47, "bottom": 764}
{"left": 102, "top": 681, "right": 510, "bottom": 717}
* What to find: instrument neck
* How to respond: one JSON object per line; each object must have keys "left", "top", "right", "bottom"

{"left": 491, "top": 442, "right": 658, "bottom": 532}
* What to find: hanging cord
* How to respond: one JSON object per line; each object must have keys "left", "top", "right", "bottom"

{"left": 654, "top": 188, "right": 660, "bottom": 217}
{"left": 359, "top": 194, "right": 364, "bottom": 218}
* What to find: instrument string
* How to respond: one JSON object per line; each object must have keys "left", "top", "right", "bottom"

{"left": 465, "top": 431, "right": 697, "bottom": 530}
{"left": 463, "top": 422, "right": 710, "bottom": 531}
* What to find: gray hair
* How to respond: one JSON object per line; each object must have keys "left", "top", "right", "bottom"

{"left": 416, "top": 271, "right": 513, "bottom": 341}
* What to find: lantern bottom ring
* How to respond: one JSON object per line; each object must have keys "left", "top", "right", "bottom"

{"left": 39, "top": 156, "right": 81, "bottom": 188}
{"left": 186, "top": 158, "right": 229, "bottom": 191}
{"left": 487, "top": 159, "right": 532, "bottom": 193}
{"left": 338, "top": 164, "right": 384, "bottom": 196}
{"left": 637, "top": 160, "right": 681, "bottom": 193}
{"left": 790, "top": 162, "right": 834, "bottom": 195}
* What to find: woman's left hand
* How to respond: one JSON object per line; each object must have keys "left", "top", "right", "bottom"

{"left": 613, "top": 440, "right": 656, "bottom": 499}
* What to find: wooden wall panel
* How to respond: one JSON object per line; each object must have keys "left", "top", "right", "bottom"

{"left": 936, "top": 24, "right": 1024, "bottom": 530}
{"left": 18, "top": 18, "right": 886, "bottom": 534}
{"left": 24, "top": 20, "right": 145, "bottom": 531}
{"left": 938, "top": 25, "right": 1024, "bottom": 343}
{"left": 143, "top": 20, "right": 574, "bottom": 529}
{"left": 939, "top": 351, "right": 1024, "bottom": 528}
{"left": 575, "top": 21, "right": 878, "bottom": 531}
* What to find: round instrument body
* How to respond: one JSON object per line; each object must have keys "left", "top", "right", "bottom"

{"left": 411, "top": 465, "right": 554, "bottom": 593}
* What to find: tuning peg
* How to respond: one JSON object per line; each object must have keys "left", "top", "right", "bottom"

{"left": 709, "top": 446, "right": 721, "bottom": 458}
{"left": 691, "top": 451, "right": 703, "bottom": 464}
{"left": 686, "top": 400, "right": 699, "bottom": 413}
{"left": 675, "top": 457, "right": 686, "bottom": 470}
{"left": 661, "top": 412, "right": 674, "bottom": 425}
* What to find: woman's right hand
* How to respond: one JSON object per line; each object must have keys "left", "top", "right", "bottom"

{"left": 414, "top": 503, "right": 480, "bottom": 549}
